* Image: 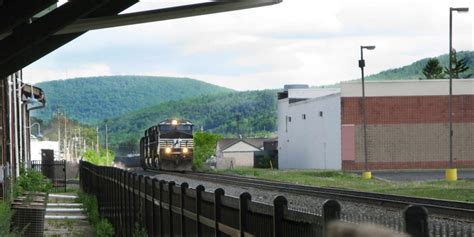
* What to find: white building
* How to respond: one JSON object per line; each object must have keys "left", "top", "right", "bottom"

{"left": 30, "top": 136, "right": 60, "bottom": 161}
{"left": 215, "top": 138, "right": 265, "bottom": 169}
{"left": 277, "top": 85, "right": 341, "bottom": 169}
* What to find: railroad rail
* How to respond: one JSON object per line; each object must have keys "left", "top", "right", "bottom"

{"left": 145, "top": 170, "right": 474, "bottom": 220}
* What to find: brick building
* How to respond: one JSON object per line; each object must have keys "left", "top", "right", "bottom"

{"left": 341, "top": 79, "right": 474, "bottom": 170}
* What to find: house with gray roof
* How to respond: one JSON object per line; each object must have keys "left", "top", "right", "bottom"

{"left": 216, "top": 138, "right": 267, "bottom": 169}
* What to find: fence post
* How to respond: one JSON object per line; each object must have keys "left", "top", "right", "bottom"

{"left": 138, "top": 175, "right": 144, "bottom": 225}
{"left": 144, "top": 176, "right": 149, "bottom": 235}
{"left": 168, "top": 181, "right": 175, "bottom": 237}
{"left": 404, "top": 205, "right": 428, "bottom": 237}
{"left": 151, "top": 178, "right": 158, "bottom": 237}
{"left": 128, "top": 172, "right": 133, "bottom": 237}
{"left": 196, "top": 185, "right": 205, "bottom": 237}
{"left": 273, "top": 196, "right": 287, "bottom": 237}
{"left": 159, "top": 180, "right": 166, "bottom": 237}
{"left": 214, "top": 188, "right": 225, "bottom": 237}
{"left": 322, "top": 199, "right": 341, "bottom": 236}
{"left": 119, "top": 170, "right": 124, "bottom": 235}
{"left": 180, "top": 182, "right": 189, "bottom": 237}
{"left": 239, "top": 192, "right": 251, "bottom": 237}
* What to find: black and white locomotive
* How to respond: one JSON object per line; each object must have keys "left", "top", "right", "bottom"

{"left": 140, "top": 119, "right": 193, "bottom": 171}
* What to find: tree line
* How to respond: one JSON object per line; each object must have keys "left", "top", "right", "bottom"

{"left": 422, "top": 49, "right": 471, "bottom": 79}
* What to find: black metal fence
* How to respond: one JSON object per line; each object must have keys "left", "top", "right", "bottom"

{"left": 31, "top": 160, "right": 66, "bottom": 193}
{"left": 79, "top": 161, "right": 473, "bottom": 237}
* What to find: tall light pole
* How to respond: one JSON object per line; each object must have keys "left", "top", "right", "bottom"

{"left": 359, "top": 45, "right": 376, "bottom": 179}
{"left": 447, "top": 7, "right": 469, "bottom": 181}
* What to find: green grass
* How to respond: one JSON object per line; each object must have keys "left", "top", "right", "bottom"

{"left": 0, "top": 201, "right": 12, "bottom": 236}
{"left": 78, "top": 191, "right": 115, "bottom": 237}
{"left": 216, "top": 168, "right": 474, "bottom": 202}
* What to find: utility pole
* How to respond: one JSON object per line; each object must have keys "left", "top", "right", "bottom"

{"left": 64, "top": 113, "right": 67, "bottom": 161}
{"left": 105, "top": 123, "right": 109, "bottom": 161}
{"left": 96, "top": 126, "right": 99, "bottom": 154}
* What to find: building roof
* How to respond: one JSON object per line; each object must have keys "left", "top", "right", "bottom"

{"left": 217, "top": 138, "right": 268, "bottom": 151}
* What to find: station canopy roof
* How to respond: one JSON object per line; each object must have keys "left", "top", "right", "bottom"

{"left": 0, "top": 0, "right": 281, "bottom": 79}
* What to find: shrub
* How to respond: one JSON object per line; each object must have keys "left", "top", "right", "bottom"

{"left": 0, "top": 201, "right": 12, "bottom": 236}
{"left": 78, "top": 192, "right": 100, "bottom": 224}
{"left": 193, "top": 132, "right": 223, "bottom": 169}
{"left": 96, "top": 219, "right": 114, "bottom": 237}
{"left": 14, "top": 168, "right": 52, "bottom": 196}
{"left": 78, "top": 192, "right": 115, "bottom": 237}
{"left": 132, "top": 222, "right": 148, "bottom": 237}
{"left": 83, "top": 149, "right": 114, "bottom": 166}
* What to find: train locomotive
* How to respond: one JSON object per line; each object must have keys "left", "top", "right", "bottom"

{"left": 140, "top": 119, "right": 193, "bottom": 171}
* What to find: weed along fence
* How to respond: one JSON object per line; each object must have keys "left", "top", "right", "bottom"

{"left": 79, "top": 161, "right": 471, "bottom": 237}
{"left": 31, "top": 160, "right": 67, "bottom": 192}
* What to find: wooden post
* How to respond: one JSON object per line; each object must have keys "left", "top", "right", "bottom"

{"left": 404, "top": 205, "right": 429, "bottom": 237}
{"left": 144, "top": 176, "right": 149, "bottom": 235}
{"left": 180, "top": 182, "right": 189, "bottom": 237}
{"left": 322, "top": 199, "right": 341, "bottom": 236}
{"left": 214, "top": 188, "right": 225, "bottom": 237}
{"left": 159, "top": 180, "right": 166, "bottom": 237}
{"left": 152, "top": 178, "right": 158, "bottom": 237}
{"left": 168, "top": 181, "right": 175, "bottom": 237}
{"left": 239, "top": 192, "right": 251, "bottom": 237}
{"left": 273, "top": 196, "right": 287, "bottom": 237}
{"left": 196, "top": 185, "right": 205, "bottom": 237}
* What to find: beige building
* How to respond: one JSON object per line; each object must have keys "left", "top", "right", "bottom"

{"left": 216, "top": 139, "right": 265, "bottom": 169}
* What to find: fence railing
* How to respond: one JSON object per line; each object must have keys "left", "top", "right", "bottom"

{"left": 79, "top": 161, "right": 473, "bottom": 237}
{"left": 31, "top": 160, "right": 67, "bottom": 193}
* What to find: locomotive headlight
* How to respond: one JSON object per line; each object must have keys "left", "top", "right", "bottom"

{"left": 182, "top": 147, "right": 189, "bottom": 154}
{"left": 165, "top": 147, "right": 172, "bottom": 154}
{"left": 171, "top": 119, "right": 178, "bottom": 125}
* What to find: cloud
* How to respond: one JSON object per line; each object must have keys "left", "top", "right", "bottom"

{"left": 23, "top": 63, "right": 112, "bottom": 84}
{"left": 24, "top": 0, "right": 473, "bottom": 90}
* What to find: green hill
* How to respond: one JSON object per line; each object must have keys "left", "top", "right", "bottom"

{"left": 106, "top": 90, "right": 278, "bottom": 153}
{"left": 32, "top": 75, "right": 234, "bottom": 123}
{"left": 365, "top": 50, "right": 474, "bottom": 80}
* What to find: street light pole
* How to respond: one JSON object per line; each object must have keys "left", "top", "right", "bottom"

{"left": 359, "top": 45, "right": 375, "bottom": 179}
{"left": 447, "top": 7, "right": 469, "bottom": 181}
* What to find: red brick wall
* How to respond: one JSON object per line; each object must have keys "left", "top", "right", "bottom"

{"left": 342, "top": 95, "right": 474, "bottom": 125}
{"left": 343, "top": 160, "right": 474, "bottom": 170}
{"left": 341, "top": 95, "right": 474, "bottom": 170}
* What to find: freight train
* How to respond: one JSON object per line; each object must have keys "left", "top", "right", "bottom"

{"left": 140, "top": 119, "right": 193, "bottom": 171}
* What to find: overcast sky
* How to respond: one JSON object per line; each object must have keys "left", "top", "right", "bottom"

{"left": 23, "top": 0, "right": 473, "bottom": 90}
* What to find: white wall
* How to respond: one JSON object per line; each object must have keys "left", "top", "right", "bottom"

{"left": 289, "top": 88, "right": 341, "bottom": 99}
{"left": 341, "top": 79, "right": 474, "bottom": 97}
{"left": 278, "top": 93, "right": 341, "bottom": 170}
{"left": 30, "top": 140, "right": 60, "bottom": 161}
{"left": 216, "top": 141, "right": 261, "bottom": 169}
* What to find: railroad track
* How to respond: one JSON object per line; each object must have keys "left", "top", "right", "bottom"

{"left": 142, "top": 169, "right": 474, "bottom": 219}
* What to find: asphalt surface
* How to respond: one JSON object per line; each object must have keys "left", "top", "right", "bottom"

{"left": 373, "top": 170, "right": 474, "bottom": 181}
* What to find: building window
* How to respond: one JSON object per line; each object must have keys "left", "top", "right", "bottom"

{"left": 288, "top": 116, "right": 292, "bottom": 122}
{"left": 319, "top": 111, "right": 323, "bottom": 117}
{"left": 302, "top": 114, "right": 306, "bottom": 120}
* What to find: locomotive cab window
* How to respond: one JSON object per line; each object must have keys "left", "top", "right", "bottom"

{"left": 177, "top": 125, "right": 192, "bottom": 131}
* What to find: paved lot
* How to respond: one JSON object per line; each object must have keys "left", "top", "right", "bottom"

{"left": 373, "top": 170, "right": 474, "bottom": 181}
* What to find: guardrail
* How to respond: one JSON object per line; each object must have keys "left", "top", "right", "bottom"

{"left": 79, "top": 161, "right": 473, "bottom": 237}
